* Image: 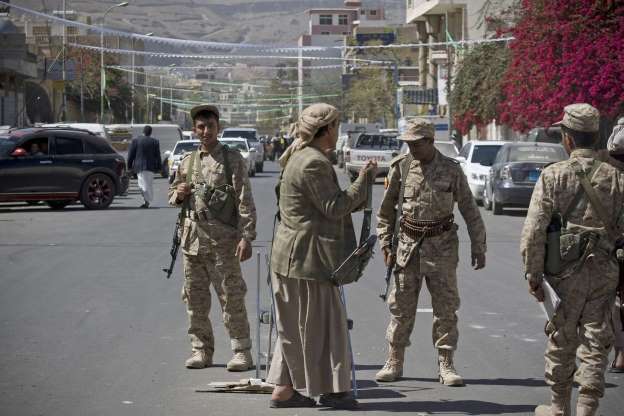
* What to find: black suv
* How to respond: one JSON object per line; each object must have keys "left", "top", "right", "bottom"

{"left": 0, "top": 127, "right": 129, "bottom": 209}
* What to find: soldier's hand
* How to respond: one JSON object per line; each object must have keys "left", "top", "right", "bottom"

{"left": 528, "top": 280, "right": 545, "bottom": 302}
{"left": 176, "top": 183, "right": 191, "bottom": 200}
{"left": 236, "top": 239, "right": 252, "bottom": 262}
{"left": 383, "top": 246, "right": 395, "bottom": 267}
{"left": 359, "top": 160, "right": 378, "bottom": 178}
{"left": 471, "top": 252, "right": 486, "bottom": 270}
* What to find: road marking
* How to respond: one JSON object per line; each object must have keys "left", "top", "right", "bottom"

{"left": 122, "top": 401, "right": 134, "bottom": 405}
{"left": 470, "top": 324, "right": 486, "bottom": 330}
{"left": 490, "top": 334, "right": 503, "bottom": 338}
{"left": 521, "top": 338, "right": 538, "bottom": 342}
{"left": 417, "top": 308, "right": 433, "bottom": 313}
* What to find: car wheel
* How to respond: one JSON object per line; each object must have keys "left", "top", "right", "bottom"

{"left": 81, "top": 173, "right": 115, "bottom": 209}
{"left": 483, "top": 187, "right": 492, "bottom": 211}
{"left": 46, "top": 200, "right": 72, "bottom": 210}
{"left": 492, "top": 192, "right": 504, "bottom": 215}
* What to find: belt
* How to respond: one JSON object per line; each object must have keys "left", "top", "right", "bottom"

{"left": 400, "top": 214, "right": 454, "bottom": 239}
{"left": 187, "top": 208, "right": 210, "bottom": 221}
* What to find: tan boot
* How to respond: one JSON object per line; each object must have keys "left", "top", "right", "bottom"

{"left": 576, "top": 394, "right": 598, "bottom": 416}
{"left": 375, "top": 346, "right": 404, "bottom": 382}
{"left": 438, "top": 349, "right": 464, "bottom": 386}
{"left": 227, "top": 338, "right": 253, "bottom": 372}
{"left": 185, "top": 350, "right": 212, "bottom": 369}
{"left": 534, "top": 390, "right": 571, "bottom": 416}
{"left": 534, "top": 405, "right": 552, "bottom": 416}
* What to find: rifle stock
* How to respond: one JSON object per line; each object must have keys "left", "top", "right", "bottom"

{"left": 163, "top": 204, "right": 186, "bottom": 279}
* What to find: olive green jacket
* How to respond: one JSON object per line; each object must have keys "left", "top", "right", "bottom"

{"left": 271, "top": 146, "right": 368, "bottom": 281}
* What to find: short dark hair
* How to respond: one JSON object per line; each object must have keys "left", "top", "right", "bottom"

{"left": 193, "top": 110, "right": 219, "bottom": 124}
{"left": 561, "top": 126, "right": 597, "bottom": 148}
{"left": 143, "top": 125, "right": 152, "bottom": 136}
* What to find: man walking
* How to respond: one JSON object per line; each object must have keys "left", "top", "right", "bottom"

{"left": 127, "top": 125, "right": 162, "bottom": 208}
{"left": 375, "top": 118, "right": 486, "bottom": 385}
{"left": 168, "top": 104, "right": 256, "bottom": 371}
{"left": 522, "top": 104, "right": 624, "bottom": 416}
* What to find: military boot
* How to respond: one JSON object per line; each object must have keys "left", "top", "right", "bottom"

{"left": 375, "top": 346, "right": 404, "bottom": 382}
{"left": 227, "top": 338, "right": 253, "bottom": 372}
{"left": 575, "top": 394, "right": 599, "bottom": 416}
{"left": 534, "top": 390, "right": 572, "bottom": 416}
{"left": 185, "top": 350, "right": 212, "bottom": 369}
{"left": 438, "top": 349, "right": 464, "bottom": 386}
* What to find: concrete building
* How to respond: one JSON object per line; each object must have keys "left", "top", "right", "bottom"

{"left": 0, "top": 19, "right": 39, "bottom": 127}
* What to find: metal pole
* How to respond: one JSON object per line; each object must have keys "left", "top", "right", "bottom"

{"left": 169, "top": 87, "right": 173, "bottom": 121}
{"left": 297, "top": 46, "right": 303, "bottom": 116}
{"left": 159, "top": 75, "right": 163, "bottom": 121}
{"left": 99, "top": 21, "right": 104, "bottom": 123}
{"left": 131, "top": 37, "right": 135, "bottom": 124}
{"left": 61, "top": 0, "right": 66, "bottom": 122}
{"left": 80, "top": 52, "right": 84, "bottom": 122}
{"left": 393, "top": 61, "right": 400, "bottom": 128}
{"left": 255, "top": 251, "right": 261, "bottom": 380}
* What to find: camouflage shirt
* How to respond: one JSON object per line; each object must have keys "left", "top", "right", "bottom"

{"left": 168, "top": 142, "right": 257, "bottom": 255}
{"left": 377, "top": 149, "right": 486, "bottom": 266}
{"left": 520, "top": 149, "right": 624, "bottom": 275}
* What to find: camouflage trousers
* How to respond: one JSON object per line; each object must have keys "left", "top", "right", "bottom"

{"left": 613, "top": 300, "right": 624, "bottom": 348}
{"left": 546, "top": 256, "right": 618, "bottom": 400}
{"left": 385, "top": 256, "right": 460, "bottom": 350}
{"left": 182, "top": 248, "right": 251, "bottom": 355}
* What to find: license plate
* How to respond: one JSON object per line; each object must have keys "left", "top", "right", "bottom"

{"left": 528, "top": 170, "right": 540, "bottom": 182}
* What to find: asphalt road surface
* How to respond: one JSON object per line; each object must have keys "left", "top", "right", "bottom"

{"left": 1, "top": 161, "right": 622, "bottom": 416}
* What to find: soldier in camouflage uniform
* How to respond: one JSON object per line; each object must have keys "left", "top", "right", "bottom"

{"left": 168, "top": 104, "right": 257, "bottom": 371}
{"left": 375, "top": 118, "right": 487, "bottom": 385}
{"left": 521, "top": 104, "right": 624, "bottom": 416}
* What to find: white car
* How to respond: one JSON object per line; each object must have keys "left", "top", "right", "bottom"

{"left": 182, "top": 131, "right": 197, "bottom": 140}
{"left": 165, "top": 139, "right": 201, "bottom": 183}
{"left": 219, "top": 137, "right": 256, "bottom": 177}
{"left": 457, "top": 140, "right": 508, "bottom": 203}
{"left": 221, "top": 128, "right": 264, "bottom": 173}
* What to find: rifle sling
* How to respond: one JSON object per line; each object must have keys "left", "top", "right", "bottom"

{"left": 391, "top": 154, "right": 413, "bottom": 253}
{"left": 570, "top": 159, "right": 620, "bottom": 241}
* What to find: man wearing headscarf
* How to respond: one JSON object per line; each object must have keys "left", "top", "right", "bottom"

{"left": 267, "top": 103, "right": 376, "bottom": 409}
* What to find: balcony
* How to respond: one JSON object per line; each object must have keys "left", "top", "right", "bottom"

{"left": 406, "top": 0, "right": 466, "bottom": 23}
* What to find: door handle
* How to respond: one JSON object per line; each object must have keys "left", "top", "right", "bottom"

{"left": 39, "top": 160, "right": 52, "bottom": 164}
{"left": 81, "top": 160, "right": 94, "bottom": 163}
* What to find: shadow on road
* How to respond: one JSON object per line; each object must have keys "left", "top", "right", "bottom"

{"left": 0, "top": 205, "right": 164, "bottom": 213}
{"left": 398, "top": 377, "right": 547, "bottom": 387}
{"left": 355, "top": 364, "right": 384, "bottom": 371}
{"left": 357, "top": 399, "right": 535, "bottom": 414}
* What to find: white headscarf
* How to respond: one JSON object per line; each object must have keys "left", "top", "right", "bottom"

{"left": 279, "top": 103, "right": 339, "bottom": 168}
{"left": 607, "top": 117, "right": 624, "bottom": 155}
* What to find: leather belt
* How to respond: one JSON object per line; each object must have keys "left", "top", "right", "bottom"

{"left": 400, "top": 214, "right": 454, "bottom": 239}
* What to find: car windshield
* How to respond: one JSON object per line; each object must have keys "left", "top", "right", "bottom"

{"left": 222, "top": 130, "right": 256, "bottom": 141}
{"left": 508, "top": 146, "right": 566, "bottom": 162}
{"left": 435, "top": 142, "right": 458, "bottom": 158}
{"left": 220, "top": 140, "right": 248, "bottom": 152}
{"left": 356, "top": 135, "right": 401, "bottom": 150}
{"left": 174, "top": 141, "right": 200, "bottom": 155}
{"left": 0, "top": 136, "right": 16, "bottom": 155}
{"left": 472, "top": 145, "right": 503, "bottom": 166}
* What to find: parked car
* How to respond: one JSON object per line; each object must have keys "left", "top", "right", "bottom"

{"left": 42, "top": 123, "right": 110, "bottom": 140}
{"left": 526, "top": 126, "right": 562, "bottom": 144}
{"left": 182, "top": 131, "right": 196, "bottom": 140}
{"left": 345, "top": 132, "right": 401, "bottom": 182}
{"left": 457, "top": 140, "right": 509, "bottom": 203}
{"left": 482, "top": 142, "right": 567, "bottom": 215}
{"left": 221, "top": 128, "right": 264, "bottom": 173}
{"left": 165, "top": 139, "right": 201, "bottom": 184}
{"left": 0, "top": 127, "right": 128, "bottom": 209}
{"left": 218, "top": 137, "right": 256, "bottom": 177}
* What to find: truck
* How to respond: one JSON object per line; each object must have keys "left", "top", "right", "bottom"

{"left": 344, "top": 132, "right": 402, "bottom": 182}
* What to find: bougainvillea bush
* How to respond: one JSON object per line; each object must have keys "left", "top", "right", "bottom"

{"left": 498, "top": 0, "right": 624, "bottom": 132}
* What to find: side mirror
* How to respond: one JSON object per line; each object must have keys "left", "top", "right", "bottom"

{"left": 11, "top": 147, "right": 27, "bottom": 157}
{"left": 164, "top": 150, "right": 172, "bottom": 158}
{"left": 249, "top": 148, "right": 257, "bottom": 152}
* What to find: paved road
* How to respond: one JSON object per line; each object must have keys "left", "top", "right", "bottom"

{"left": 0, "top": 161, "right": 622, "bottom": 416}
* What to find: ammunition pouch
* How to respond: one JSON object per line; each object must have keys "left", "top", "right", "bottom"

{"left": 546, "top": 223, "right": 611, "bottom": 277}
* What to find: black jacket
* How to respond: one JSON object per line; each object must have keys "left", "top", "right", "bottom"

{"left": 127, "top": 135, "right": 162, "bottom": 173}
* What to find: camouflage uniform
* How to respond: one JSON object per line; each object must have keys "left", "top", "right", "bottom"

{"left": 168, "top": 142, "right": 256, "bottom": 366}
{"left": 521, "top": 104, "right": 624, "bottom": 415}
{"left": 376, "top": 119, "right": 486, "bottom": 384}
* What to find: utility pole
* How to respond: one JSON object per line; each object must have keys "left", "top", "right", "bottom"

{"left": 159, "top": 75, "right": 163, "bottom": 121}
{"left": 297, "top": 45, "right": 303, "bottom": 116}
{"left": 392, "top": 61, "right": 400, "bottom": 128}
{"left": 61, "top": 0, "right": 67, "bottom": 122}
{"left": 80, "top": 52, "right": 84, "bottom": 121}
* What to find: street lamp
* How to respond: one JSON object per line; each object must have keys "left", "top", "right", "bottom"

{"left": 131, "top": 32, "right": 153, "bottom": 124}
{"left": 100, "top": 1, "right": 129, "bottom": 123}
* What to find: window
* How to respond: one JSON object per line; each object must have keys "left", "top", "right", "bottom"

{"left": 321, "top": 31, "right": 331, "bottom": 35}
{"left": 338, "top": 14, "right": 348, "bottom": 25}
{"left": 23, "top": 137, "right": 50, "bottom": 157}
{"left": 370, "top": 9, "right": 377, "bottom": 16}
{"left": 319, "top": 14, "right": 332, "bottom": 25}
{"left": 355, "top": 135, "right": 401, "bottom": 150}
{"left": 54, "top": 137, "right": 84, "bottom": 155}
{"left": 472, "top": 145, "right": 503, "bottom": 166}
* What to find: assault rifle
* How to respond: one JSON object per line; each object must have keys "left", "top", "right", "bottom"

{"left": 162, "top": 206, "right": 185, "bottom": 279}
{"left": 617, "top": 246, "right": 624, "bottom": 330}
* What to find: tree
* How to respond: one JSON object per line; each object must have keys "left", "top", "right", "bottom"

{"left": 498, "top": 0, "right": 624, "bottom": 135}
{"left": 343, "top": 68, "right": 395, "bottom": 125}
{"left": 449, "top": 43, "right": 510, "bottom": 135}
